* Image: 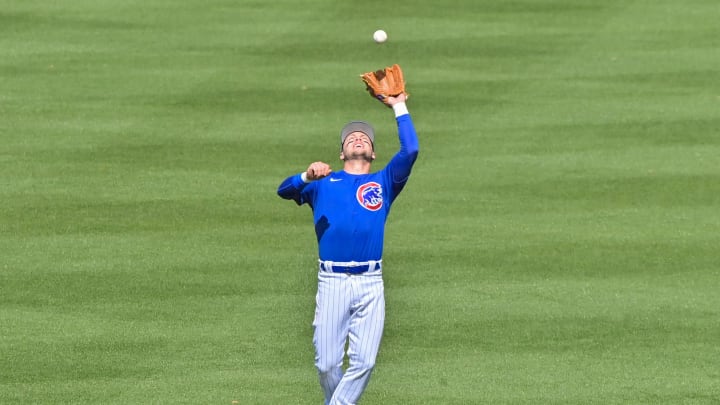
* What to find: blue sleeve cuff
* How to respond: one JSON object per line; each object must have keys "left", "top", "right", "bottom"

{"left": 292, "top": 173, "right": 308, "bottom": 189}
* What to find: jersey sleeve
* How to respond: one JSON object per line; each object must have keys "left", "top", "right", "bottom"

{"left": 384, "top": 112, "right": 419, "bottom": 198}
{"left": 277, "top": 173, "right": 316, "bottom": 206}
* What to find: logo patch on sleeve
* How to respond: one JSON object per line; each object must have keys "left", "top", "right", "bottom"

{"left": 356, "top": 182, "right": 383, "bottom": 211}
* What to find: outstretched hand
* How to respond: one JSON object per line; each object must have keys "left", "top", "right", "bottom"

{"left": 306, "top": 161, "right": 332, "bottom": 181}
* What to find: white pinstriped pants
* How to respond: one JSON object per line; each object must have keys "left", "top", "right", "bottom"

{"left": 313, "top": 268, "right": 385, "bottom": 405}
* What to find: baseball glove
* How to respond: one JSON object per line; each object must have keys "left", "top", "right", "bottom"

{"left": 360, "top": 63, "right": 407, "bottom": 105}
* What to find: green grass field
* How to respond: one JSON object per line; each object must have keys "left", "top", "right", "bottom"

{"left": 2, "top": 0, "right": 719, "bottom": 403}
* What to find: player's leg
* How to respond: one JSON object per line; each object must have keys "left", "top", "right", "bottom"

{"left": 313, "top": 272, "right": 351, "bottom": 403}
{"left": 331, "top": 273, "right": 385, "bottom": 404}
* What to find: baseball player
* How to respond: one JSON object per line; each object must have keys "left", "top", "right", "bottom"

{"left": 277, "top": 66, "right": 418, "bottom": 405}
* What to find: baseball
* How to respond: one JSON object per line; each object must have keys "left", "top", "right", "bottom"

{"left": 373, "top": 30, "right": 387, "bottom": 44}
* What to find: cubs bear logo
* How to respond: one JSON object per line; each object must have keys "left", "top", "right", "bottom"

{"left": 356, "top": 182, "right": 383, "bottom": 211}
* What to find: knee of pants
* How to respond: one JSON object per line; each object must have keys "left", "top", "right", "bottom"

{"left": 349, "top": 358, "right": 376, "bottom": 373}
{"left": 315, "top": 356, "right": 343, "bottom": 375}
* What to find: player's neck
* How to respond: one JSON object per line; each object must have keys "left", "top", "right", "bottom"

{"left": 343, "top": 159, "right": 371, "bottom": 174}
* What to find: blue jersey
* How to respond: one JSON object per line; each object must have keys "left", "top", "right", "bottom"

{"left": 277, "top": 114, "right": 419, "bottom": 262}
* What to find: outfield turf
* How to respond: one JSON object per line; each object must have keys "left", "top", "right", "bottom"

{"left": 1, "top": 0, "right": 719, "bottom": 403}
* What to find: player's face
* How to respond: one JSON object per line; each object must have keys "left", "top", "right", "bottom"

{"left": 342, "top": 132, "right": 374, "bottom": 161}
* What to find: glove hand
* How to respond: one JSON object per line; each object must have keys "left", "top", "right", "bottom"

{"left": 360, "top": 64, "right": 408, "bottom": 106}
{"left": 385, "top": 92, "right": 407, "bottom": 106}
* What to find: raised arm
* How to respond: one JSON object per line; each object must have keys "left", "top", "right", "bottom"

{"left": 361, "top": 65, "right": 419, "bottom": 184}
{"left": 386, "top": 94, "right": 419, "bottom": 185}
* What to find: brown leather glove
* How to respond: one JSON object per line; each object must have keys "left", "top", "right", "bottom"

{"left": 360, "top": 64, "right": 407, "bottom": 106}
